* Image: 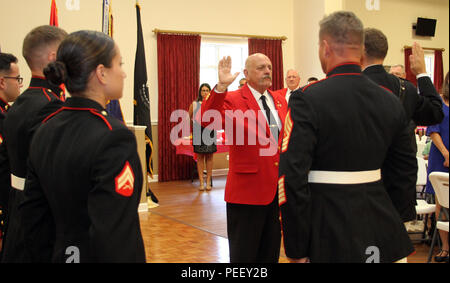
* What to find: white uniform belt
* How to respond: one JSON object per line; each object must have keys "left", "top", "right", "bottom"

{"left": 11, "top": 174, "right": 25, "bottom": 191}
{"left": 308, "top": 169, "right": 381, "bottom": 184}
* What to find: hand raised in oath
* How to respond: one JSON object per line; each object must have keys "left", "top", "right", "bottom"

{"left": 216, "top": 56, "right": 240, "bottom": 93}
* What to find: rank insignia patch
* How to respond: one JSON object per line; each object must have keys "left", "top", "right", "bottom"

{"left": 282, "top": 110, "right": 293, "bottom": 153}
{"left": 115, "top": 161, "right": 135, "bottom": 197}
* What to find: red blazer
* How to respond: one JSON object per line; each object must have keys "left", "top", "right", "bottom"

{"left": 200, "top": 85, "right": 288, "bottom": 205}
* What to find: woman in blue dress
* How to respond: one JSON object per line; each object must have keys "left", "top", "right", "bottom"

{"left": 425, "top": 72, "right": 449, "bottom": 263}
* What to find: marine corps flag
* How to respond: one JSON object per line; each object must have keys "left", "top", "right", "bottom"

{"left": 102, "top": 0, "right": 124, "bottom": 122}
{"left": 50, "top": 0, "right": 58, "bottom": 26}
{"left": 134, "top": 3, "right": 158, "bottom": 204}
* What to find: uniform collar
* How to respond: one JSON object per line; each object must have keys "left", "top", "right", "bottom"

{"left": 0, "top": 97, "right": 9, "bottom": 113}
{"left": 64, "top": 97, "right": 106, "bottom": 113}
{"left": 362, "top": 64, "right": 386, "bottom": 75}
{"left": 326, "top": 62, "right": 362, "bottom": 77}
{"left": 29, "top": 76, "right": 65, "bottom": 97}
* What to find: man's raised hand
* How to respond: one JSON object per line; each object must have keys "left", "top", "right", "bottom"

{"left": 410, "top": 42, "right": 427, "bottom": 76}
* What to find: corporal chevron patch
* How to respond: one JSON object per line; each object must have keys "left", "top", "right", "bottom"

{"left": 282, "top": 110, "right": 293, "bottom": 153}
{"left": 115, "top": 161, "right": 135, "bottom": 197}
{"left": 278, "top": 175, "right": 286, "bottom": 206}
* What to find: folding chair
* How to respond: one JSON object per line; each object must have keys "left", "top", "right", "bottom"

{"left": 427, "top": 172, "right": 449, "bottom": 263}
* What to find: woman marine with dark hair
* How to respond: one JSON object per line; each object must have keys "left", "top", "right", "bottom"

{"left": 20, "top": 30, "right": 146, "bottom": 263}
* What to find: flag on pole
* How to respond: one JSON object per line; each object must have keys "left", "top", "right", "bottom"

{"left": 50, "top": 0, "right": 58, "bottom": 26}
{"left": 134, "top": 2, "right": 158, "bottom": 204}
{"left": 102, "top": 0, "right": 124, "bottom": 122}
{"left": 134, "top": 3, "right": 153, "bottom": 177}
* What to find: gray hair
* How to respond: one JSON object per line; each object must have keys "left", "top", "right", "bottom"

{"left": 319, "top": 11, "right": 364, "bottom": 46}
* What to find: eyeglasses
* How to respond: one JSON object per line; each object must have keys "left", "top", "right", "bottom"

{"left": 3, "top": 76, "right": 23, "bottom": 84}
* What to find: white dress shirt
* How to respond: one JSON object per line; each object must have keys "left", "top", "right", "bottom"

{"left": 247, "top": 84, "right": 282, "bottom": 130}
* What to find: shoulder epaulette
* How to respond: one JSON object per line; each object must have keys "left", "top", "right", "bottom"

{"left": 43, "top": 107, "right": 113, "bottom": 131}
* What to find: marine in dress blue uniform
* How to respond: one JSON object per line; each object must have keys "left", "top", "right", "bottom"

{"left": 280, "top": 12, "right": 415, "bottom": 263}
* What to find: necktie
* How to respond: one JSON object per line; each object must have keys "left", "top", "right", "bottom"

{"left": 260, "top": 95, "right": 280, "bottom": 143}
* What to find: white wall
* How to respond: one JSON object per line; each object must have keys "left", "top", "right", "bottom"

{"left": 344, "top": 0, "right": 449, "bottom": 74}
{"left": 0, "top": 0, "right": 295, "bottom": 124}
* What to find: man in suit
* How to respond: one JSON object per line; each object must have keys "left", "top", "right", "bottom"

{"left": 362, "top": 28, "right": 443, "bottom": 222}
{"left": 277, "top": 69, "right": 301, "bottom": 104}
{"left": 198, "top": 53, "right": 287, "bottom": 263}
{"left": 280, "top": 11, "right": 415, "bottom": 263}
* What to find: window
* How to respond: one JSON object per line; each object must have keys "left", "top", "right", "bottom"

{"left": 200, "top": 38, "right": 248, "bottom": 91}
{"left": 424, "top": 51, "right": 435, "bottom": 84}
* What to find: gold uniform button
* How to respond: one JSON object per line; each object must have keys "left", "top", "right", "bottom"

{"left": 275, "top": 162, "right": 279, "bottom": 167}
{"left": 47, "top": 89, "right": 52, "bottom": 93}
{"left": 101, "top": 111, "right": 108, "bottom": 116}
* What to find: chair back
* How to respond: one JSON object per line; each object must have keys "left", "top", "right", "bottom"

{"left": 429, "top": 172, "right": 449, "bottom": 209}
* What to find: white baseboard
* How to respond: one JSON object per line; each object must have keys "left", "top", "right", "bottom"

{"left": 147, "top": 168, "right": 228, "bottom": 183}
{"left": 148, "top": 175, "right": 159, "bottom": 183}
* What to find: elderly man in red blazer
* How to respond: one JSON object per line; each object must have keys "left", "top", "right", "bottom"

{"left": 199, "top": 53, "right": 287, "bottom": 263}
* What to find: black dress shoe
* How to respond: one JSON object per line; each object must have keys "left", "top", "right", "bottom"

{"left": 434, "top": 250, "right": 449, "bottom": 263}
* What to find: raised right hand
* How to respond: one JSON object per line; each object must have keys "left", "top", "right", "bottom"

{"left": 409, "top": 42, "right": 427, "bottom": 76}
{"left": 216, "top": 56, "right": 240, "bottom": 92}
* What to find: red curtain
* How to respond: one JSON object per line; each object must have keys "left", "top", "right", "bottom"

{"left": 434, "top": 50, "right": 444, "bottom": 92}
{"left": 248, "top": 38, "right": 284, "bottom": 91}
{"left": 157, "top": 34, "right": 201, "bottom": 182}
{"left": 404, "top": 48, "right": 417, "bottom": 86}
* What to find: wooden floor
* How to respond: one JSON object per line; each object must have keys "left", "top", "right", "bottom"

{"left": 139, "top": 176, "right": 444, "bottom": 263}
